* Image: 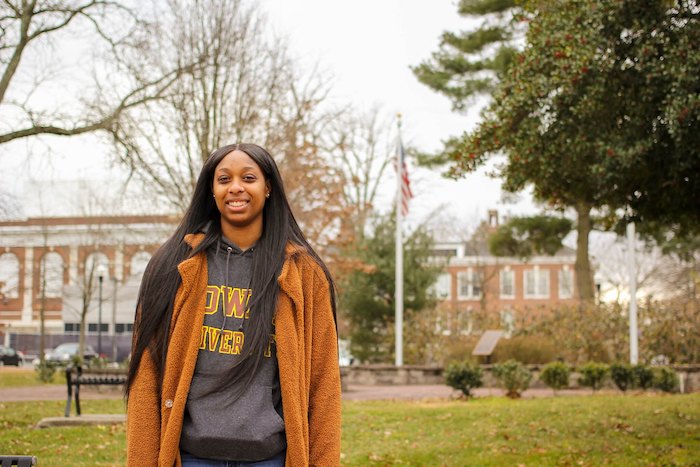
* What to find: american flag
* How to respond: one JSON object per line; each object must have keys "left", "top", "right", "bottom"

{"left": 396, "top": 141, "right": 413, "bottom": 216}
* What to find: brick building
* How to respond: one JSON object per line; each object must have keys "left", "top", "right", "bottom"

{"left": 433, "top": 211, "right": 579, "bottom": 332}
{"left": 0, "top": 215, "right": 179, "bottom": 359}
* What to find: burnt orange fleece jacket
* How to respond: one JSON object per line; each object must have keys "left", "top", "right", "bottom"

{"left": 126, "top": 233, "right": 341, "bottom": 466}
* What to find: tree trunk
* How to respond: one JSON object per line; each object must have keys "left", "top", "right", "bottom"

{"left": 575, "top": 204, "right": 595, "bottom": 302}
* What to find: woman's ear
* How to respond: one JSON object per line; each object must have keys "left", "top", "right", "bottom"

{"left": 265, "top": 181, "right": 271, "bottom": 198}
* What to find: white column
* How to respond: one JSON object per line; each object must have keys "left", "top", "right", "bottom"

{"left": 69, "top": 246, "right": 79, "bottom": 285}
{"left": 114, "top": 247, "right": 124, "bottom": 282}
{"left": 21, "top": 248, "right": 33, "bottom": 324}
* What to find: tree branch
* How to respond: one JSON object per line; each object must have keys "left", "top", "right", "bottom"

{"left": 0, "top": 61, "right": 194, "bottom": 144}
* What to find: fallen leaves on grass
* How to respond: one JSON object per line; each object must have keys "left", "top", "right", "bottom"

{"left": 613, "top": 422, "right": 635, "bottom": 434}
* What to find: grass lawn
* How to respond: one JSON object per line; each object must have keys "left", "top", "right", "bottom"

{"left": 0, "top": 367, "right": 64, "bottom": 388}
{"left": 342, "top": 394, "right": 700, "bottom": 465}
{"left": 0, "top": 394, "right": 698, "bottom": 465}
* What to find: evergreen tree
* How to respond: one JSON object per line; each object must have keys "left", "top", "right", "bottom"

{"left": 411, "top": 0, "right": 522, "bottom": 166}
{"left": 339, "top": 213, "right": 442, "bottom": 363}
{"left": 418, "top": 0, "right": 700, "bottom": 300}
{"left": 489, "top": 216, "right": 573, "bottom": 259}
{"left": 411, "top": 0, "right": 521, "bottom": 112}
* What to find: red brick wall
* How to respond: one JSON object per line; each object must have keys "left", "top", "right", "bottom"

{"left": 444, "top": 262, "right": 579, "bottom": 315}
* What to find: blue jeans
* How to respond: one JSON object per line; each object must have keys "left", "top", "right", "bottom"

{"left": 180, "top": 450, "right": 285, "bottom": 467}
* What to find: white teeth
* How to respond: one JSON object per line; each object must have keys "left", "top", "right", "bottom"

{"left": 227, "top": 200, "right": 247, "bottom": 207}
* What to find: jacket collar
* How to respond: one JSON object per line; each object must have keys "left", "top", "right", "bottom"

{"left": 184, "top": 232, "right": 205, "bottom": 249}
{"left": 181, "top": 232, "right": 308, "bottom": 315}
{"left": 184, "top": 232, "right": 305, "bottom": 255}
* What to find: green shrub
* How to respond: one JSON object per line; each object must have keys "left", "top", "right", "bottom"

{"left": 632, "top": 364, "right": 654, "bottom": 390}
{"left": 653, "top": 367, "right": 680, "bottom": 393}
{"left": 34, "top": 360, "right": 57, "bottom": 383}
{"left": 444, "top": 361, "right": 483, "bottom": 398}
{"left": 492, "top": 335, "right": 559, "bottom": 364}
{"left": 610, "top": 363, "right": 634, "bottom": 392}
{"left": 493, "top": 359, "right": 532, "bottom": 398}
{"left": 578, "top": 362, "right": 609, "bottom": 392}
{"left": 540, "top": 361, "right": 570, "bottom": 393}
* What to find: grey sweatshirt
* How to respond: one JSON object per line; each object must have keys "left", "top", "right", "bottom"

{"left": 179, "top": 237, "right": 285, "bottom": 461}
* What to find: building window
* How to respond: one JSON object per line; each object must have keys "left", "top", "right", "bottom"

{"left": 559, "top": 268, "right": 574, "bottom": 299}
{"left": 0, "top": 252, "right": 20, "bottom": 299}
{"left": 88, "top": 323, "right": 109, "bottom": 333}
{"left": 457, "top": 307, "right": 473, "bottom": 336}
{"left": 40, "top": 252, "right": 64, "bottom": 298}
{"left": 524, "top": 267, "right": 550, "bottom": 298}
{"left": 499, "top": 268, "right": 515, "bottom": 299}
{"left": 457, "top": 269, "right": 482, "bottom": 300}
{"left": 500, "top": 309, "right": 515, "bottom": 337}
{"left": 433, "top": 273, "right": 451, "bottom": 299}
{"left": 115, "top": 323, "right": 134, "bottom": 334}
{"left": 64, "top": 323, "right": 81, "bottom": 333}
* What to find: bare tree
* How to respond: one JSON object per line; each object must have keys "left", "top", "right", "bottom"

{"left": 0, "top": 0, "right": 192, "bottom": 146}
{"left": 37, "top": 220, "right": 49, "bottom": 368}
{"left": 102, "top": 0, "right": 353, "bottom": 261}
{"left": 108, "top": 2, "right": 309, "bottom": 202}
{"left": 0, "top": 189, "right": 21, "bottom": 219}
{"left": 60, "top": 188, "right": 114, "bottom": 363}
{"left": 593, "top": 233, "right": 673, "bottom": 304}
{"left": 275, "top": 113, "right": 347, "bottom": 255}
{"left": 327, "top": 108, "right": 395, "bottom": 241}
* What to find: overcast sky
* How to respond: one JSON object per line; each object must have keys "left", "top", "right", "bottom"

{"left": 258, "top": 0, "right": 538, "bottom": 232}
{"left": 1, "top": 0, "right": 540, "bottom": 232}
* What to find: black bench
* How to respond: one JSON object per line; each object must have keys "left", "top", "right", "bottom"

{"left": 64, "top": 366, "right": 127, "bottom": 417}
{"left": 0, "top": 456, "right": 37, "bottom": 466}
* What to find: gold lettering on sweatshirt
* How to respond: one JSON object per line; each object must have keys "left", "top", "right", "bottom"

{"left": 223, "top": 286, "right": 251, "bottom": 319}
{"left": 200, "top": 283, "right": 274, "bottom": 357}
{"left": 204, "top": 286, "right": 219, "bottom": 315}
{"left": 199, "top": 326, "right": 245, "bottom": 355}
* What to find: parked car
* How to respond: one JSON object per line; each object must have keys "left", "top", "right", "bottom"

{"left": 0, "top": 345, "right": 23, "bottom": 366}
{"left": 45, "top": 343, "right": 98, "bottom": 365}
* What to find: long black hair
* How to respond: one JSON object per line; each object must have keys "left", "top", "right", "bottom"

{"left": 125, "top": 143, "right": 336, "bottom": 399}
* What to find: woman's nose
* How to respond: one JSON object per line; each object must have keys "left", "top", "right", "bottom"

{"left": 228, "top": 179, "right": 244, "bottom": 192}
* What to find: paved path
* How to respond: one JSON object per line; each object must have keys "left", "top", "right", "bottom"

{"left": 342, "top": 384, "right": 592, "bottom": 400}
{"left": 0, "top": 382, "right": 593, "bottom": 402}
{"left": 1, "top": 365, "right": 595, "bottom": 402}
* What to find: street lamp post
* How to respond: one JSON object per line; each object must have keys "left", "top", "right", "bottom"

{"left": 111, "top": 276, "right": 118, "bottom": 362}
{"left": 97, "top": 265, "right": 106, "bottom": 358}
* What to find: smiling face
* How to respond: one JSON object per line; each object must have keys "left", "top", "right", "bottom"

{"left": 212, "top": 150, "right": 270, "bottom": 248}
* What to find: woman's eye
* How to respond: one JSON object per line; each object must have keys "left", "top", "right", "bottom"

{"left": 243, "top": 174, "right": 257, "bottom": 182}
{"left": 218, "top": 176, "right": 230, "bottom": 183}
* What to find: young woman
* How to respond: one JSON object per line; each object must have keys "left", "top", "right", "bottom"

{"left": 125, "top": 144, "right": 341, "bottom": 466}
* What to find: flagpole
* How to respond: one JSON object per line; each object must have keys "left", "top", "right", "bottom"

{"left": 395, "top": 114, "right": 404, "bottom": 367}
{"left": 627, "top": 221, "right": 638, "bottom": 364}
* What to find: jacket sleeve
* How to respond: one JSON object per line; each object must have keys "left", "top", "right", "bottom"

{"left": 307, "top": 271, "right": 342, "bottom": 466}
{"left": 126, "top": 346, "right": 161, "bottom": 466}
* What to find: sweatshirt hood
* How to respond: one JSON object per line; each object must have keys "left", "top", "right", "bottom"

{"left": 184, "top": 232, "right": 306, "bottom": 259}
{"left": 215, "top": 235, "right": 255, "bottom": 258}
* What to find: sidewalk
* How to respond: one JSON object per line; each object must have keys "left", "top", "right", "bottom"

{"left": 343, "top": 384, "right": 592, "bottom": 400}
{"left": 0, "top": 382, "right": 591, "bottom": 402}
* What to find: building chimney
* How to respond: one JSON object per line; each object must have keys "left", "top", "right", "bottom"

{"left": 488, "top": 209, "right": 499, "bottom": 229}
